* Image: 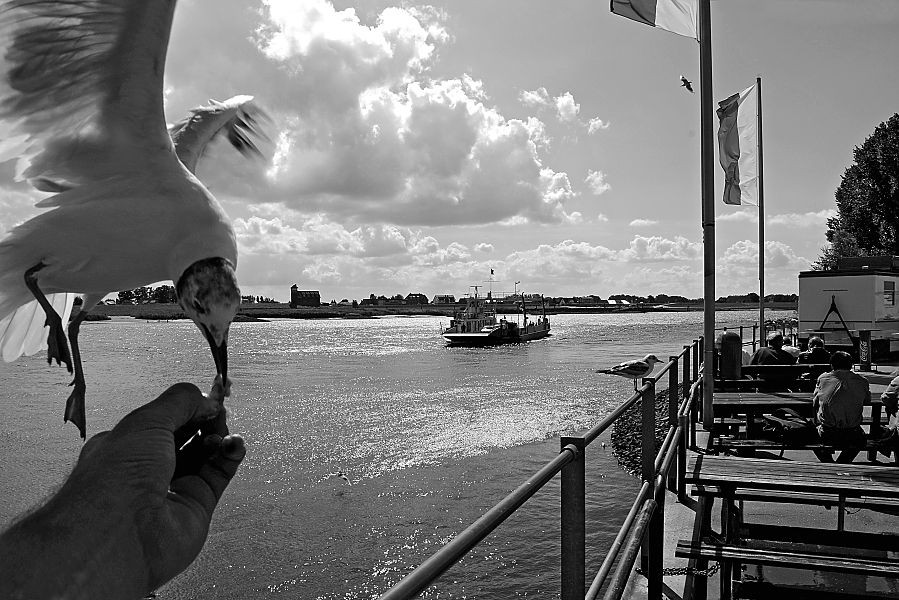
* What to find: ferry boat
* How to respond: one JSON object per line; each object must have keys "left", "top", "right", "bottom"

{"left": 441, "top": 287, "right": 550, "bottom": 346}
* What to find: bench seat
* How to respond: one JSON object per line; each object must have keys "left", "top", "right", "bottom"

{"left": 675, "top": 538, "right": 899, "bottom": 577}
{"left": 690, "top": 485, "right": 899, "bottom": 512}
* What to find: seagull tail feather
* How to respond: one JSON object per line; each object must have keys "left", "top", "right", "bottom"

{"left": 0, "top": 293, "right": 74, "bottom": 362}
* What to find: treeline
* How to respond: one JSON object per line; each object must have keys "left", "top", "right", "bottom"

{"left": 116, "top": 285, "right": 177, "bottom": 305}
{"left": 608, "top": 293, "right": 797, "bottom": 304}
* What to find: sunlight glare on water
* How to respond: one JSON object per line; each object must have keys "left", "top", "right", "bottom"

{"left": 0, "top": 309, "right": 793, "bottom": 598}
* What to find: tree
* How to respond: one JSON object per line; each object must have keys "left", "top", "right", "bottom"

{"left": 151, "top": 284, "right": 177, "bottom": 303}
{"left": 117, "top": 289, "right": 135, "bottom": 304}
{"left": 817, "top": 113, "right": 899, "bottom": 269}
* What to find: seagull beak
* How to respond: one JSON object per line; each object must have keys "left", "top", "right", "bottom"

{"left": 202, "top": 325, "right": 228, "bottom": 390}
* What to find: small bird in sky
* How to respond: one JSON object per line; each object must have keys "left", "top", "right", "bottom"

{"left": 0, "top": 1, "right": 268, "bottom": 438}
{"left": 680, "top": 75, "right": 694, "bottom": 93}
{"left": 596, "top": 354, "right": 662, "bottom": 390}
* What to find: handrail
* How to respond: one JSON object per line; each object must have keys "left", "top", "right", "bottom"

{"left": 379, "top": 444, "right": 579, "bottom": 600}
{"left": 380, "top": 335, "right": 707, "bottom": 600}
{"left": 584, "top": 480, "right": 652, "bottom": 599}
{"left": 600, "top": 499, "right": 658, "bottom": 600}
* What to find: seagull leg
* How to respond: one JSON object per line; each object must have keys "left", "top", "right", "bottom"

{"left": 24, "top": 262, "right": 72, "bottom": 372}
{"left": 63, "top": 295, "right": 103, "bottom": 440}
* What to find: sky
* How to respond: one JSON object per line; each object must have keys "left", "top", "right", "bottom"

{"left": 2, "top": 0, "right": 898, "bottom": 303}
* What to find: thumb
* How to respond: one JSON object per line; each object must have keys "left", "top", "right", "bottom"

{"left": 114, "top": 382, "right": 222, "bottom": 436}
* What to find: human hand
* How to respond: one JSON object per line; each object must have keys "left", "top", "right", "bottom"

{"left": 0, "top": 381, "right": 246, "bottom": 600}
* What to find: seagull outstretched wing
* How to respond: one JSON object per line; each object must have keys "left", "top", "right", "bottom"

{"left": 169, "top": 95, "right": 270, "bottom": 174}
{"left": 0, "top": 0, "right": 178, "bottom": 193}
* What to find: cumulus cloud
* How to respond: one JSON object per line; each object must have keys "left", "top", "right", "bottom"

{"left": 162, "top": 0, "right": 578, "bottom": 227}
{"left": 519, "top": 87, "right": 551, "bottom": 107}
{"left": 587, "top": 117, "right": 610, "bottom": 134}
{"left": 629, "top": 219, "right": 658, "bottom": 227}
{"left": 768, "top": 209, "right": 836, "bottom": 227}
{"left": 555, "top": 92, "right": 580, "bottom": 122}
{"left": 619, "top": 236, "right": 702, "bottom": 262}
{"left": 717, "top": 209, "right": 757, "bottom": 223}
{"left": 585, "top": 170, "right": 611, "bottom": 195}
{"left": 474, "top": 243, "right": 494, "bottom": 253}
{"left": 596, "top": 213, "right": 609, "bottom": 223}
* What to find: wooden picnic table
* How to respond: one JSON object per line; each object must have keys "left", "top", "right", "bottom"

{"left": 682, "top": 454, "right": 899, "bottom": 598}
{"left": 713, "top": 391, "right": 883, "bottom": 442}
{"left": 713, "top": 392, "right": 813, "bottom": 437}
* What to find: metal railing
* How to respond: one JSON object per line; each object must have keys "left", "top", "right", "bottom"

{"left": 378, "top": 337, "right": 704, "bottom": 600}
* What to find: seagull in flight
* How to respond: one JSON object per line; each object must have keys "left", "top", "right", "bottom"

{"left": 680, "top": 75, "right": 694, "bottom": 93}
{"left": 0, "top": 1, "right": 268, "bottom": 438}
{"left": 596, "top": 354, "right": 662, "bottom": 390}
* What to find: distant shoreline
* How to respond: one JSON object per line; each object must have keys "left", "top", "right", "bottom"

{"left": 89, "top": 301, "right": 798, "bottom": 322}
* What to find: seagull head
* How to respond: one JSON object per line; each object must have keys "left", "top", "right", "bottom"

{"left": 643, "top": 354, "right": 661, "bottom": 364}
{"left": 176, "top": 257, "right": 240, "bottom": 387}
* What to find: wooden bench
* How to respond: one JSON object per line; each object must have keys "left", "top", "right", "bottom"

{"left": 690, "top": 485, "right": 899, "bottom": 513}
{"left": 712, "top": 437, "right": 898, "bottom": 462}
{"left": 684, "top": 455, "right": 899, "bottom": 598}
{"left": 676, "top": 534, "right": 899, "bottom": 594}
{"left": 717, "top": 364, "right": 830, "bottom": 392}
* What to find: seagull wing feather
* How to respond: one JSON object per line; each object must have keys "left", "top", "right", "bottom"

{"left": 0, "top": 0, "right": 177, "bottom": 192}
{"left": 169, "top": 95, "right": 270, "bottom": 174}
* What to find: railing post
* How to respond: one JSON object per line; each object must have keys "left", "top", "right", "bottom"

{"left": 561, "top": 436, "right": 586, "bottom": 600}
{"left": 678, "top": 413, "right": 688, "bottom": 502}
{"left": 640, "top": 378, "right": 656, "bottom": 575}
{"left": 667, "top": 356, "right": 679, "bottom": 492}
{"left": 648, "top": 480, "right": 665, "bottom": 599}
{"left": 692, "top": 339, "right": 699, "bottom": 382}
{"left": 683, "top": 345, "right": 691, "bottom": 398}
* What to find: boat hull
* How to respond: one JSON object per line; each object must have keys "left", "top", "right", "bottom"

{"left": 442, "top": 327, "right": 550, "bottom": 346}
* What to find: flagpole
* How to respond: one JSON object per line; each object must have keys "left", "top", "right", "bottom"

{"left": 757, "top": 76, "right": 765, "bottom": 345}
{"left": 700, "top": 0, "right": 715, "bottom": 429}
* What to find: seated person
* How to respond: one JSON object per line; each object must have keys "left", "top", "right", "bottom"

{"left": 749, "top": 332, "right": 798, "bottom": 387}
{"left": 750, "top": 332, "right": 797, "bottom": 365}
{"left": 797, "top": 336, "right": 831, "bottom": 364}
{"left": 812, "top": 350, "right": 869, "bottom": 463}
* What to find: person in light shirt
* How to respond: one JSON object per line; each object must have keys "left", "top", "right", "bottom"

{"left": 812, "top": 351, "right": 869, "bottom": 463}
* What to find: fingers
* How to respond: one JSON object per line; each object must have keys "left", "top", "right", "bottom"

{"left": 169, "top": 433, "right": 246, "bottom": 516}
{"left": 115, "top": 382, "right": 222, "bottom": 435}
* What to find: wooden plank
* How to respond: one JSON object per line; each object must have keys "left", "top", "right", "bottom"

{"left": 740, "top": 523, "right": 899, "bottom": 551}
{"left": 689, "top": 485, "right": 899, "bottom": 511}
{"left": 675, "top": 540, "right": 899, "bottom": 576}
{"left": 687, "top": 455, "right": 899, "bottom": 498}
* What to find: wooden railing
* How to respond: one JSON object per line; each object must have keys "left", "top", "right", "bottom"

{"left": 378, "top": 337, "right": 705, "bottom": 600}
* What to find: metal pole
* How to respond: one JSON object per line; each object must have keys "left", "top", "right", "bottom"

{"left": 560, "top": 435, "right": 586, "bottom": 600}
{"left": 601, "top": 500, "right": 657, "bottom": 600}
{"left": 700, "top": 0, "right": 716, "bottom": 431}
{"left": 648, "top": 482, "right": 665, "bottom": 599}
{"left": 640, "top": 378, "right": 656, "bottom": 573}
{"left": 667, "top": 356, "right": 679, "bottom": 492}
{"left": 757, "top": 76, "right": 766, "bottom": 345}
{"left": 683, "top": 345, "right": 691, "bottom": 400}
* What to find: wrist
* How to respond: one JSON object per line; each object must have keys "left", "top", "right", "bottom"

{"left": 0, "top": 481, "right": 150, "bottom": 600}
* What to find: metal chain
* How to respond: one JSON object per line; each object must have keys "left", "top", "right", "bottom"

{"left": 636, "top": 562, "right": 720, "bottom": 578}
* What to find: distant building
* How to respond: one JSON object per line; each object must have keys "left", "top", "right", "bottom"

{"left": 432, "top": 294, "right": 455, "bottom": 304}
{"left": 241, "top": 295, "right": 256, "bottom": 304}
{"left": 290, "top": 284, "right": 321, "bottom": 308}
{"left": 405, "top": 293, "right": 429, "bottom": 305}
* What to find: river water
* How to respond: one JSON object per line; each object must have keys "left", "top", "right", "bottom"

{"left": 0, "top": 309, "right": 792, "bottom": 598}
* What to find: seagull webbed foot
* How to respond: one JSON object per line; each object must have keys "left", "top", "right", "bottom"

{"left": 64, "top": 375, "right": 87, "bottom": 440}
{"left": 46, "top": 314, "right": 73, "bottom": 373}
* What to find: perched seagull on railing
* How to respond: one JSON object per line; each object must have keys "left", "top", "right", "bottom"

{"left": 680, "top": 75, "right": 694, "bottom": 93}
{"left": 596, "top": 354, "right": 662, "bottom": 390}
{"left": 0, "top": 1, "right": 268, "bottom": 439}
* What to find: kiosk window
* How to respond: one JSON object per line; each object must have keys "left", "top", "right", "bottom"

{"left": 885, "top": 281, "right": 895, "bottom": 306}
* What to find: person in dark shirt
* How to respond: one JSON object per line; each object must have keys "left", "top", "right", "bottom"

{"left": 750, "top": 332, "right": 797, "bottom": 365}
{"left": 798, "top": 336, "right": 831, "bottom": 364}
